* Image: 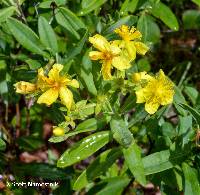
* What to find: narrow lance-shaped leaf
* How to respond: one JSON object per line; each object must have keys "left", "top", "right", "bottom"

{"left": 7, "top": 17, "right": 47, "bottom": 56}
{"left": 182, "top": 163, "right": 200, "bottom": 195}
{"left": 78, "top": 0, "right": 107, "bottom": 16}
{"left": 0, "top": 6, "right": 16, "bottom": 23}
{"left": 150, "top": 2, "right": 179, "bottom": 31}
{"left": 179, "top": 103, "right": 200, "bottom": 125}
{"left": 38, "top": 16, "right": 58, "bottom": 54}
{"left": 123, "top": 142, "right": 146, "bottom": 186}
{"left": 57, "top": 131, "right": 111, "bottom": 167}
{"left": 55, "top": 7, "right": 86, "bottom": 39}
{"left": 73, "top": 148, "right": 122, "bottom": 190}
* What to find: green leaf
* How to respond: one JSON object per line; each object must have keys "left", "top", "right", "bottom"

{"left": 150, "top": 2, "right": 179, "bottom": 30}
{"left": 79, "top": 0, "right": 107, "bottom": 16}
{"left": 25, "top": 59, "right": 41, "bottom": 70}
{"left": 120, "top": 94, "right": 136, "bottom": 114}
{"left": 120, "top": 0, "right": 139, "bottom": 14}
{"left": 0, "top": 139, "right": 6, "bottom": 151}
{"left": 173, "top": 86, "right": 187, "bottom": 115}
{"left": 7, "top": 17, "right": 46, "bottom": 56}
{"left": 179, "top": 103, "right": 200, "bottom": 126}
{"left": 192, "top": 0, "right": 200, "bottom": 6}
{"left": 184, "top": 86, "right": 199, "bottom": 105}
{"left": 80, "top": 50, "right": 97, "bottom": 96}
{"left": 143, "top": 149, "right": 189, "bottom": 175}
{"left": 57, "top": 131, "right": 111, "bottom": 167}
{"left": 55, "top": 7, "right": 86, "bottom": 39}
{"left": 64, "top": 29, "right": 88, "bottom": 62}
{"left": 110, "top": 117, "right": 133, "bottom": 148}
{"left": 178, "top": 115, "right": 193, "bottom": 135}
{"left": 95, "top": 177, "right": 131, "bottom": 195}
{"left": 123, "top": 142, "right": 146, "bottom": 186}
{"left": 182, "top": 163, "right": 200, "bottom": 195}
{"left": 183, "top": 10, "right": 200, "bottom": 29}
{"left": 49, "top": 118, "right": 97, "bottom": 143}
{"left": 0, "top": 6, "right": 16, "bottom": 23}
{"left": 38, "top": 16, "right": 58, "bottom": 53}
{"left": 137, "top": 14, "right": 160, "bottom": 43}
{"left": 73, "top": 148, "right": 122, "bottom": 190}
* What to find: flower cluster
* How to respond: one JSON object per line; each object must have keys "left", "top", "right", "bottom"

{"left": 89, "top": 25, "right": 149, "bottom": 80}
{"left": 89, "top": 25, "right": 174, "bottom": 114}
{"left": 14, "top": 64, "right": 79, "bottom": 110}
{"left": 14, "top": 25, "right": 175, "bottom": 119}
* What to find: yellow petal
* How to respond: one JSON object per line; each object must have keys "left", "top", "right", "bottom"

{"left": 89, "top": 34, "right": 110, "bottom": 52}
{"left": 134, "top": 42, "right": 149, "bottom": 55}
{"left": 136, "top": 89, "right": 145, "bottom": 103}
{"left": 48, "top": 64, "right": 63, "bottom": 81}
{"left": 112, "top": 55, "right": 131, "bottom": 71}
{"left": 101, "top": 60, "right": 112, "bottom": 80}
{"left": 68, "top": 79, "right": 79, "bottom": 88}
{"left": 89, "top": 51, "right": 104, "bottom": 60}
{"left": 145, "top": 101, "right": 160, "bottom": 114}
{"left": 160, "top": 92, "right": 174, "bottom": 105}
{"left": 37, "top": 88, "right": 59, "bottom": 106}
{"left": 125, "top": 41, "right": 136, "bottom": 61}
{"left": 110, "top": 42, "right": 121, "bottom": 55}
{"left": 59, "top": 87, "right": 73, "bottom": 110}
{"left": 37, "top": 68, "right": 49, "bottom": 90}
{"left": 14, "top": 81, "right": 36, "bottom": 94}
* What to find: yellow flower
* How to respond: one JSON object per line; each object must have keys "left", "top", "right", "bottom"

{"left": 37, "top": 64, "right": 79, "bottom": 110}
{"left": 14, "top": 81, "right": 37, "bottom": 94}
{"left": 135, "top": 70, "right": 174, "bottom": 114}
{"left": 89, "top": 34, "right": 131, "bottom": 80}
{"left": 53, "top": 127, "right": 65, "bottom": 136}
{"left": 114, "top": 25, "right": 149, "bottom": 61}
{"left": 132, "top": 71, "right": 152, "bottom": 83}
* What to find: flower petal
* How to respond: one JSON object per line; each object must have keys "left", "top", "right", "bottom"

{"left": 112, "top": 55, "right": 131, "bottom": 71}
{"left": 134, "top": 42, "right": 149, "bottom": 55}
{"left": 59, "top": 87, "right": 73, "bottom": 110}
{"left": 68, "top": 79, "right": 79, "bottom": 88}
{"left": 145, "top": 101, "right": 160, "bottom": 114}
{"left": 136, "top": 89, "right": 145, "bottom": 103}
{"left": 110, "top": 41, "right": 121, "bottom": 55}
{"left": 125, "top": 41, "right": 136, "bottom": 61}
{"left": 48, "top": 64, "right": 63, "bottom": 81}
{"left": 89, "top": 34, "right": 110, "bottom": 52}
{"left": 89, "top": 51, "right": 104, "bottom": 60}
{"left": 37, "top": 88, "right": 59, "bottom": 106}
{"left": 101, "top": 60, "right": 112, "bottom": 80}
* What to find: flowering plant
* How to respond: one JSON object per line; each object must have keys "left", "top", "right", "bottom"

{"left": 0, "top": 0, "right": 200, "bottom": 194}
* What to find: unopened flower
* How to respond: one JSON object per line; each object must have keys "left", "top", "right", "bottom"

{"left": 132, "top": 71, "right": 152, "bottom": 83}
{"left": 37, "top": 64, "right": 79, "bottom": 110}
{"left": 53, "top": 127, "right": 65, "bottom": 136}
{"left": 14, "top": 81, "right": 37, "bottom": 94}
{"left": 114, "top": 25, "right": 149, "bottom": 61}
{"left": 89, "top": 34, "right": 131, "bottom": 80}
{"left": 135, "top": 70, "right": 174, "bottom": 114}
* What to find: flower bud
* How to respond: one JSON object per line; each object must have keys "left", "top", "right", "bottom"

{"left": 14, "top": 81, "right": 36, "bottom": 94}
{"left": 53, "top": 127, "right": 65, "bottom": 136}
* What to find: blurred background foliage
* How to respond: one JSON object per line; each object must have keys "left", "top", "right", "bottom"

{"left": 0, "top": 0, "right": 200, "bottom": 194}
